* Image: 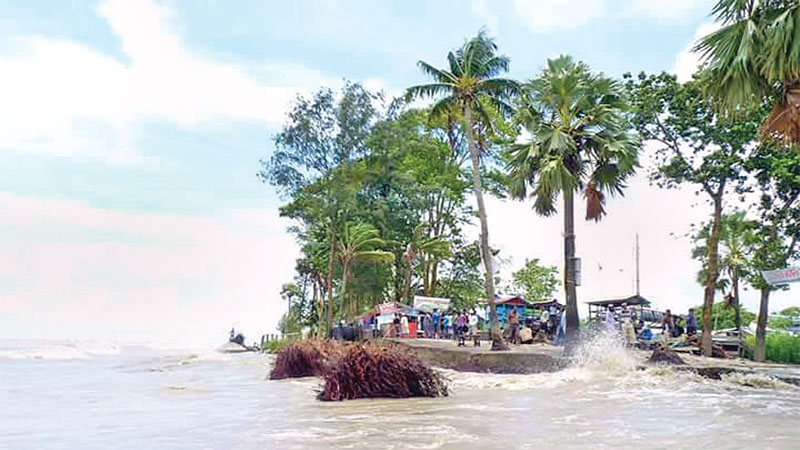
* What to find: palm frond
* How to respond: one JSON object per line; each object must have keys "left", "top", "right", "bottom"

{"left": 417, "top": 61, "right": 458, "bottom": 84}
{"left": 405, "top": 83, "right": 455, "bottom": 102}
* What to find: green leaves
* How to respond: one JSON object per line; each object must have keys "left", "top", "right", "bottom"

{"left": 508, "top": 55, "right": 639, "bottom": 221}
{"left": 511, "top": 259, "right": 559, "bottom": 302}
{"left": 695, "top": 0, "right": 800, "bottom": 145}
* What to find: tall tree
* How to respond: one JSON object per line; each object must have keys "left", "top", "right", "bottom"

{"left": 336, "top": 222, "right": 395, "bottom": 320}
{"left": 508, "top": 56, "right": 639, "bottom": 349}
{"left": 406, "top": 31, "right": 519, "bottom": 350}
{"left": 695, "top": 0, "right": 800, "bottom": 146}
{"left": 625, "top": 72, "right": 759, "bottom": 356}
{"left": 746, "top": 142, "right": 800, "bottom": 361}
{"left": 692, "top": 211, "right": 755, "bottom": 343}
{"left": 260, "top": 83, "right": 380, "bottom": 331}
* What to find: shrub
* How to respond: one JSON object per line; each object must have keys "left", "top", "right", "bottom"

{"left": 262, "top": 339, "right": 288, "bottom": 354}
{"left": 746, "top": 333, "right": 800, "bottom": 364}
{"left": 318, "top": 342, "right": 449, "bottom": 401}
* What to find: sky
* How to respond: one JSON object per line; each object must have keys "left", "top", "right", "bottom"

{"left": 1, "top": 0, "right": 796, "bottom": 345}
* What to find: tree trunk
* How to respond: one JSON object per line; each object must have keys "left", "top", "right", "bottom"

{"left": 701, "top": 196, "right": 723, "bottom": 357}
{"left": 430, "top": 260, "right": 439, "bottom": 296}
{"left": 313, "top": 279, "right": 321, "bottom": 337}
{"left": 732, "top": 271, "right": 742, "bottom": 355}
{"left": 326, "top": 231, "right": 336, "bottom": 334}
{"left": 563, "top": 188, "right": 580, "bottom": 351}
{"left": 402, "top": 260, "right": 412, "bottom": 303}
{"left": 464, "top": 106, "right": 506, "bottom": 351}
{"left": 754, "top": 287, "right": 770, "bottom": 362}
{"left": 340, "top": 262, "right": 349, "bottom": 322}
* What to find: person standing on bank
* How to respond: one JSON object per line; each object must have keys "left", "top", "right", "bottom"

{"left": 685, "top": 308, "right": 697, "bottom": 337}
{"left": 508, "top": 309, "right": 520, "bottom": 345}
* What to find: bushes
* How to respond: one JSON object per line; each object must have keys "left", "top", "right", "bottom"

{"left": 746, "top": 333, "right": 800, "bottom": 364}
{"left": 262, "top": 339, "right": 288, "bottom": 354}
{"left": 269, "top": 340, "right": 449, "bottom": 400}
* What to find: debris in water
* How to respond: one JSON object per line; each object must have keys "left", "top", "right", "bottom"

{"left": 648, "top": 346, "right": 686, "bottom": 365}
{"left": 318, "top": 342, "right": 449, "bottom": 401}
{"left": 269, "top": 340, "right": 343, "bottom": 380}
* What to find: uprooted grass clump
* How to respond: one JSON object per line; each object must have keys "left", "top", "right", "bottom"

{"left": 317, "top": 342, "right": 449, "bottom": 401}
{"left": 269, "top": 340, "right": 343, "bottom": 380}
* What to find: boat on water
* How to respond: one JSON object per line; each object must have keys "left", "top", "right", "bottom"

{"left": 217, "top": 329, "right": 258, "bottom": 353}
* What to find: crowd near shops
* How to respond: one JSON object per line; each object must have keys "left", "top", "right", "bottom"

{"left": 352, "top": 296, "right": 568, "bottom": 346}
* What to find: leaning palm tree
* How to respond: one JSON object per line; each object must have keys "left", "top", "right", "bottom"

{"left": 507, "top": 55, "right": 639, "bottom": 349}
{"left": 405, "top": 31, "right": 519, "bottom": 350}
{"left": 336, "top": 222, "right": 395, "bottom": 321}
{"left": 695, "top": 0, "right": 800, "bottom": 146}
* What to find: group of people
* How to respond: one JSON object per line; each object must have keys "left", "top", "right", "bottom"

{"left": 416, "top": 309, "right": 479, "bottom": 344}
{"left": 602, "top": 305, "right": 699, "bottom": 347}
{"left": 507, "top": 305, "right": 567, "bottom": 345}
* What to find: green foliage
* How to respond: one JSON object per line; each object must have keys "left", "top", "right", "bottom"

{"left": 692, "top": 211, "right": 756, "bottom": 291}
{"left": 511, "top": 259, "right": 558, "bottom": 301}
{"left": 768, "top": 316, "right": 795, "bottom": 330}
{"left": 262, "top": 339, "right": 289, "bottom": 354}
{"left": 694, "top": 301, "right": 756, "bottom": 330}
{"left": 781, "top": 306, "right": 800, "bottom": 316}
{"left": 745, "top": 333, "right": 800, "bottom": 364}
{"left": 508, "top": 55, "right": 639, "bottom": 220}
{"left": 624, "top": 72, "right": 759, "bottom": 195}
{"left": 694, "top": 1, "right": 800, "bottom": 131}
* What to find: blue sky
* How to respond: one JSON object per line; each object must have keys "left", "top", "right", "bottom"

{"left": 3, "top": 0, "right": 793, "bottom": 344}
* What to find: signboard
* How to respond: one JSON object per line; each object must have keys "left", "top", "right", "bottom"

{"left": 413, "top": 295, "right": 451, "bottom": 313}
{"left": 377, "top": 302, "right": 401, "bottom": 315}
{"left": 762, "top": 267, "right": 800, "bottom": 286}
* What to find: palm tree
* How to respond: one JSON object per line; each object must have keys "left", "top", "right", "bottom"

{"left": 336, "top": 222, "right": 395, "bottom": 321}
{"left": 695, "top": 0, "right": 800, "bottom": 146}
{"left": 405, "top": 31, "right": 519, "bottom": 350}
{"left": 401, "top": 223, "right": 453, "bottom": 302}
{"left": 507, "top": 55, "right": 639, "bottom": 349}
{"left": 693, "top": 211, "right": 754, "bottom": 351}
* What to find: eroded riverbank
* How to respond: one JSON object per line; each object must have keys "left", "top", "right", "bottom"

{"left": 395, "top": 337, "right": 800, "bottom": 386}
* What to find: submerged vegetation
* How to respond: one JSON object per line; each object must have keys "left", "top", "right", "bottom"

{"left": 269, "top": 340, "right": 342, "bottom": 380}
{"left": 318, "top": 342, "right": 449, "bottom": 401}
{"left": 268, "top": 340, "right": 449, "bottom": 400}
{"left": 262, "top": 0, "right": 800, "bottom": 357}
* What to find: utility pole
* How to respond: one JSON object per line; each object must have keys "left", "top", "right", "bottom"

{"left": 635, "top": 233, "right": 640, "bottom": 296}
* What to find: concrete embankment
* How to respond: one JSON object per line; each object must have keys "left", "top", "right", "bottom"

{"left": 394, "top": 338, "right": 800, "bottom": 385}
{"left": 395, "top": 339, "right": 566, "bottom": 374}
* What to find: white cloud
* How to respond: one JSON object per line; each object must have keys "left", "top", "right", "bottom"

{"left": 0, "top": 0, "right": 348, "bottom": 163}
{"left": 512, "top": 0, "right": 606, "bottom": 34}
{"left": 0, "top": 192, "right": 300, "bottom": 344}
{"left": 625, "top": 0, "right": 697, "bottom": 20}
{"left": 674, "top": 22, "right": 720, "bottom": 82}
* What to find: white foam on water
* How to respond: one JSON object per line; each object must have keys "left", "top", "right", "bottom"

{"left": 0, "top": 339, "right": 123, "bottom": 360}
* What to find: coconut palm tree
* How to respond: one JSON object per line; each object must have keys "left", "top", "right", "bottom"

{"left": 507, "top": 55, "right": 639, "bottom": 349}
{"left": 695, "top": 0, "right": 800, "bottom": 146}
{"left": 336, "top": 222, "right": 395, "bottom": 320}
{"left": 405, "top": 31, "right": 519, "bottom": 350}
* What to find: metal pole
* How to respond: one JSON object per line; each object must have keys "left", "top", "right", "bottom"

{"left": 635, "top": 233, "right": 640, "bottom": 296}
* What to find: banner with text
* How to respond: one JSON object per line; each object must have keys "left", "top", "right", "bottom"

{"left": 413, "top": 296, "right": 451, "bottom": 313}
{"left": 762, "top": 267, "right": 800, "bottom": 286}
